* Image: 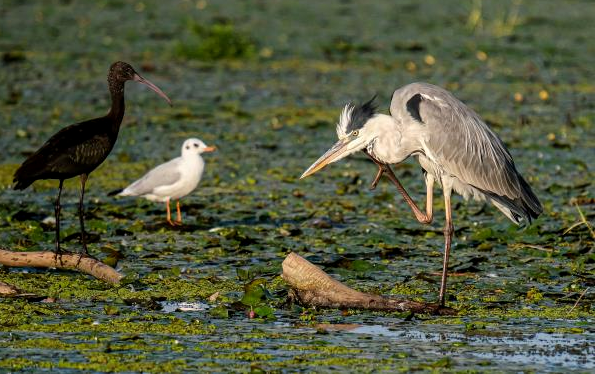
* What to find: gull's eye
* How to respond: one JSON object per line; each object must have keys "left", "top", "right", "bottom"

{"left": 352, "top": 130, "right": 359, "bottom": 137}
{"left": 193, "top": 143, "right": 199, "bottom": 148}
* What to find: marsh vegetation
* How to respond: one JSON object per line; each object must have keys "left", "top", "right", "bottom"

{"left": 0, "top": 0, "right": 593, "bottom": 371}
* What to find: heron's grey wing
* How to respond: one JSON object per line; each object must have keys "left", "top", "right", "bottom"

{"left": 392, "top": 83, "right": 541, "bottom": 216}
{"left": 123, "top": 158, "right": 182, "bottom": 196}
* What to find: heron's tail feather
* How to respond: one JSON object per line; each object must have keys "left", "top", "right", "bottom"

{"left": 486, "top": 175, "right": 542, "bottom": 226}
{"left": 518, "top": 175, "right": 543, "bottom": 216}
{"left": 107, "top": 188, "right": 123, "bottom": 197}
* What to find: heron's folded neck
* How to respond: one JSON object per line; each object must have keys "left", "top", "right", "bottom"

{"left": 367, "top": 114, "right": 423, "bottom": 164}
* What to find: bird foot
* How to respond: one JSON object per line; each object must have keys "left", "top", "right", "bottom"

{"left": 75, "top": 251, "right": 97, "bottom": 267}
{"left": 364, "top": 151, "right": 389, "bottom": 191}
{"left": 369, "top": 165, "right": 386, "bottom": 190}
{"left": 76, "top": 244, "right": 89, "bottom": 267}
{"left": 369, "top": 177, "right": 381, "bottom": 190}
{"left": 53, "top": 250, "right": 64, "bottom": 266}
{"left": 167, "top": 219, "right": 182, "bottom": 227}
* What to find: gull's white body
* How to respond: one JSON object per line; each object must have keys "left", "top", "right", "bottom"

{"left": 119, "top": 138, "right": 211, "bottom": 202}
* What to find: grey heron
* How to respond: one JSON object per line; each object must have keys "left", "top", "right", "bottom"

{"left": 301, "top": 82, "right": 542, "bottom": 306}
{"left": 111, "top": 138, "right": 215, "bottom": 225}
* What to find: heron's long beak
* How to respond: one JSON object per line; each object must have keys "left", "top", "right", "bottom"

{"left": 300, "top": 137, "right": 357, "bottom": 179}
{"left": 203, "top": 145, "right": 216, "bottom": 152}
{"left": 133, "top": 73, "right": 172, "bottom": 106}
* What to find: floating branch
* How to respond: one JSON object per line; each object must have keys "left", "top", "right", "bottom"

{"left": 282, "top": 252, "right": 455, "bottom": 315}
{"left": 0, "top": 249, "right": 123, "bottom": 284}
{"left": 0, "top": 281, "right": 22, "bottom": 296}
{"left": 0, "top": 280, "right": 43, "bottom": 300}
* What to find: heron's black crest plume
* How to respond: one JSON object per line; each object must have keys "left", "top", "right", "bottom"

{"left": 345, "top": 96, "right": 377, "bottom": 134}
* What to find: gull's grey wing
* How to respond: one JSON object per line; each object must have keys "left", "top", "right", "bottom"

{"left": 391, "top": 83, "right": 542, "bottom": 220}
{"left": 122, "top": 158, "right": 182, "bottom": 196}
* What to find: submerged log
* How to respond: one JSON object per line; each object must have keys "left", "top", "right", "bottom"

{"left": 0, "top": 281, "right": 22, "bottom": 296}
{"left": 282, "top": 252, "right": 455, "bottom": 315}
{"left": 0, "top": 249, "right": 123, "bottom": 284}
{"left": 0, "top": 280, "right": 44, "bottom": 300}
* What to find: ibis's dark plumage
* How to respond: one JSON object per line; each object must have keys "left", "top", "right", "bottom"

{"left": 13, "top": 61, "right": 171, "bottom": 254}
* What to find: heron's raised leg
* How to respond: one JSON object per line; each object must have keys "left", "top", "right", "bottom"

{"left": 175, "top": 200, "right": 182, "bottom": 224}
{"left": 54, "top": 179, "right": 64, "bottom": 255}
{"left": 365, "top": 153, "right": 433, "bottom": 224}
{"left": 439, "top": 187, "right": 454, "bottom": 306}
{"left": 78, "top": 174, "right": 88, "bottom": 255}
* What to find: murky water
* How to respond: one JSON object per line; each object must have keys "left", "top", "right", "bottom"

{"left": 1, "top": 306, "right": 591, "bottom": 372}
{"left": 350, "top": 324, "right": 595, "bottom": 371}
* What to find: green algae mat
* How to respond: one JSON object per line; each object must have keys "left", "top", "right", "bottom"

{"left": 0, "top": 0, "right": 593, "bottom": 372}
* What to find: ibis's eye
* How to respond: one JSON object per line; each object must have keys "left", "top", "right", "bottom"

{"left": 193, "top": 143, "right": 199, "bottom": 148}
{"left": 352, "top": 130, "right": 359, "bottom": 137}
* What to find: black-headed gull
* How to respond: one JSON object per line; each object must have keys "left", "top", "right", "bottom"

{"left": 115, "top": 138, "right": 215, "bottom": 225}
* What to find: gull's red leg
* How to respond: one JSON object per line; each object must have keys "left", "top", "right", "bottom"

{"left": 175, "top": 200, "right": 182, "bottom": 225}
{"left": 166, "top": 198, "right": 175, "bottom": 226}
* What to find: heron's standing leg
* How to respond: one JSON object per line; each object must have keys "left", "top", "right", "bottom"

{"left": 78, "top": 174, "right": 88, "bottom": 255}
{"left": 438, "top": 185, "right": 454, "bottom": 306}
{"left": 175, "top": 200, "right": 182, "bottom": 225}
{"left": 54, "top": 179, "right": 64, "bottom": 255}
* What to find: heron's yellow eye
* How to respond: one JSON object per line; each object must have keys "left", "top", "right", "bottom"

{"left": 352, "top": 130, "right": 359, "bottom": 137}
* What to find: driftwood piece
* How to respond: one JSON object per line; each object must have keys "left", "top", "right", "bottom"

{"left": 282, "top": 252, "right": 455, "bottom": 315}
{"left": 0, "top": 280, "right": 44, "bottom": 300}
{"left": 0, "top": 281, "right": 22, "bottom": 296}
{"left": 0, "top": 249, "right": 123, "bottom": 284}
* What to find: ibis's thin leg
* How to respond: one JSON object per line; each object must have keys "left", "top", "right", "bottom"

{"left": 365, "top": 153, "right": 433, "bottom": 224}
{"left": 166, "top": 198, "right": 174, "bottom": 226}
{"left": 78, "top": 174, "right": 88, "bottom": 255}
{"left": 54, "top": 179, "right": 64, "bottom": 254}
{"left": 439, "top": 187, "right": 454, "bottom": 306}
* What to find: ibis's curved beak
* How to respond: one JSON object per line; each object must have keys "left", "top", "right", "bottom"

{"left": 133, "top": 73, "right": 172, "bottom": 106}
{"left": 300, "top": 137, "right": 359, "bottom": 179}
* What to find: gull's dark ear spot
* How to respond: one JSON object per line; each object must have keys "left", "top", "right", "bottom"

{"left": 406, "top": 93, "right": 424, "bottom": 123}
{"left": 185, "top": 145, "right": 190, "bottom": 150}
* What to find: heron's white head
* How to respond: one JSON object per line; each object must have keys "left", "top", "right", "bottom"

{"left": 181, "top": 138, "right": 216, "bottom": 156}
{"left": 301, "top": 97, "right": 393, "bottom": 179}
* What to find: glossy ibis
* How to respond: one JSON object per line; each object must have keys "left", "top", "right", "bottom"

{"left": 301, "top": 83, "right": 542, "bottom": 305}
{"left": 111, "top": 138, "right": 215, "bottom": 226}
{"left": 13, "top": 61, "right": 172, "bottom": 254}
